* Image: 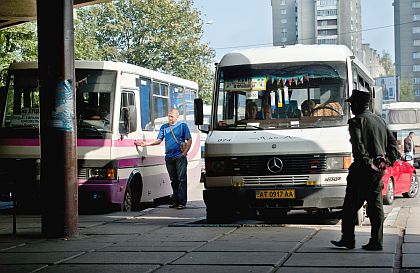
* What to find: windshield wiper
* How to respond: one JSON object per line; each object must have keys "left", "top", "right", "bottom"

{"left": 223, "top": 124, "right": 264, "bottom": 130}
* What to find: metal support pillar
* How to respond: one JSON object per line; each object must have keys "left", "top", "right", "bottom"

{"left": 37, "top": 0, "right": 78, "bottom": 238}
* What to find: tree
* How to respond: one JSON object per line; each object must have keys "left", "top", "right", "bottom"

{"left": 379, "top": 51, "right": 395, "bottom": 76}
{"left": 0, "top": 22, "right": 37, "bottom": 84}
{"left": 74, "top": 0, "right": 215, "bottom": 103}
{"left": 400, "top": 79, "right": 415, "bottom": 102}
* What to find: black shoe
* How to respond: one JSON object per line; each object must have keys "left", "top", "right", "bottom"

{"left": 362, "top": 242, "right": 382, "bottom": 251}
{"left": 169, "top": 203, "right": 178, "bottom": 208}
{"left": 331, "top": 239, "right": 355, "bottom": 249}
{"left": 176, "top": 204, "right": 186, "bottom": 209}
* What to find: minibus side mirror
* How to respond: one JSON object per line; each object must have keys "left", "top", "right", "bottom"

{"left": 194, "top": 98, "right": 203, "bottom": 125}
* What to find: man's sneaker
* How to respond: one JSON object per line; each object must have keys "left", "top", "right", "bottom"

{"left": 169, "top": 203, "right": 178, "bottom": 208}
{"left": 177, "top": 204, "right": 186, "bottom": 209}
{"left": 330, "top": 239, "right": 355, "bottom": 249}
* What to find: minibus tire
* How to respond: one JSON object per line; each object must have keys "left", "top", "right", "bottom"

{"left": 123, "top": 177, "right": 143, "bottom": 211}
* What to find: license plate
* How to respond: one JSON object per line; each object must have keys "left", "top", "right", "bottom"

{"left": 255, "top": 189, "right": 296, "bottom": 199}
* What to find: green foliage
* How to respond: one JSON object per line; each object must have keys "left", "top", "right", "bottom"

{"left": 0, "top": 22, "right": 38, "bottom": 84}
{"left": 379, "top": 50, "right": 395, "bottom": 76}
{"left": 400, "top": 79, "right": 415, "bottom": 102}
{"left": 74, "top": 0, "right": 215, "bottom": 103}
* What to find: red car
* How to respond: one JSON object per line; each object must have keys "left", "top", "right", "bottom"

{"left": 382, "top": 156, "right": 419, "bottom": 205}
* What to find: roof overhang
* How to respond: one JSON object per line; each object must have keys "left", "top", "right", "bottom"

{"left": 0, "top": 0, "right": 110, "bottom": 30}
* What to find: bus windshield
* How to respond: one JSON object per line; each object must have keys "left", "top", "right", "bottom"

{"left": 3, "top": 68, "right": 116, "bottom": 138}
{"left": 214, "top": 62, "right": 349, "bottom": 129}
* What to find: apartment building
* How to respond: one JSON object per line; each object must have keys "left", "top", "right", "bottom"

{"left": 271, "top": 0, "right": 388, "bottom": 78}
{"left": 395, "top": 0, "right": 420, "bottom": 100}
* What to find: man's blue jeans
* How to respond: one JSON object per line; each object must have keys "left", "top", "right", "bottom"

{"left": 165, "top": 155, "right": 188, "bottom": 206}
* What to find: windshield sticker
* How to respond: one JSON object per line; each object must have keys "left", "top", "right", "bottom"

{"left": 10, "top": 107, "right": 40, "bottom": 127}
{"left": 251, "top": 77, "right": 266, "bottom": 90}
{"left": 246, "top": 91, "right": 259, "bottom": 99}
{"left": 50, "top": 80, "right": 74, "bottom": 132}
{"left": 225, "top": 77, "right": 267, "bottom": 91}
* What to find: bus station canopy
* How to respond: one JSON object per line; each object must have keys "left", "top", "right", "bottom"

{"left": 0, "top": 0, "right": 110, "bottom": 29}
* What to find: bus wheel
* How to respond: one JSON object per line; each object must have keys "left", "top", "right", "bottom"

{"left": 123, "top": 178, "right": 142, "bottom": 211}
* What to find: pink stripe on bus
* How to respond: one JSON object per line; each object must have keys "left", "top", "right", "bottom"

{"left": 0, "top": 134, "right": 201, "bottom": 159}
{"left": 0, "top": 139, "right": 40, "bottom": 146}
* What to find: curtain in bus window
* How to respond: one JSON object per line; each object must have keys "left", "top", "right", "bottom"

{"left": 185, "top": 88, "right": 198, "bottom": 133}
{"left": 185, "top": 89, "right": 195, "bottom": 116}
{"left": 170, "top": 85, "right": 184, "bottom": 118}
{"left": 140, "top": 78, "right": 152, "bottom": 130}
{"left": 388, "top": 110, "right": 417, "bottom": 124}
{"left": 153, "top": 82, "right": 169, "bottom": 129}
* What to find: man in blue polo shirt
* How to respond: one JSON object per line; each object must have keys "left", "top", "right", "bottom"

{"left": 135, "top": 108, "right": 192, "bottom": 209}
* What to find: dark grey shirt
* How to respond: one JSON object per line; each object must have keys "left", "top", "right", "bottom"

{"left": 348, "top": 110, "right": 398, "bottom": 166}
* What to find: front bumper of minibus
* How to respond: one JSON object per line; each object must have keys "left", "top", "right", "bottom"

{"left": 203, "top": 185, "right": 346, "bottom": 213}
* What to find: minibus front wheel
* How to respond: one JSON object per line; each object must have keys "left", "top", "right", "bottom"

{"left": 122, "top": 176, "right": 143, "bottom": 211}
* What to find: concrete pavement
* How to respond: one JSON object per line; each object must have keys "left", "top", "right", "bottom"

{"left": 1, "top": 190, "right": 420, "bottom": 272}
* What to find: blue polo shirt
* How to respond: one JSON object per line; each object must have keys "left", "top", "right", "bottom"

{"left": 157, "top": 122, "right": 191, "bottom": 159}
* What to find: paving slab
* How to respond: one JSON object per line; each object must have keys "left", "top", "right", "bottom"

{"left": 75, "top": 234, "right": 140, "bottom": 243}
{"left": 220, "top": 226, "right": 316, "bottom": 242}
{"left": 284, "top": 252, "right": 395, "bottom": 267}
{"left": 79, "top": 222, "right": 161, "bottom": 235}
{"left": 0, "top": 264, "right": 45, "bottom": 273}
{"left": 102, "top": 240, "right": 204, "bottom": 252}
{"left": 79, "top": 211, "right": 145, "bottom": 223}
{"left": 0, "top": 251, "right": 82, "bottom": 264}
{"left": 137, "top": 206, "right": 206, "bottom": 224}
{"left": 405, "top": 227, "right": 420, "bottom": 235}
{"left": 37, "top": 264, "right": 159, "bottom": 273}
{"left": 63, "top": 251, "right": 184, "bottom": 264}
{"left": 402, "top": 253, "right": 420, "bottom": 268}
{"left": 406, "top": 208, "right": 420, "bottom": 228}
{"left": 154, "top": 265, "right": 274, "bottom": 273}
{"left": 275, "top": 268, "right": 393, "bottom": 273}
{"left": 172, "top": 251, "right": 288, "bottom": 266}
{"left": 298, "top": 229, "right": 399, "bottom": 253}
{"left": 404, "top": 234, "right": 420, "bottom": 243}
{"left": 196, "top": 240, "right": 299, "bottom": 252}
{"left": 137, "top": 226, "right": 235, "bottom": 242}
{"left": 402, "top": 242, "right": 420, "bottom": 253}
{"left": 4, "top": 240, "right": 111, "bottom": 252}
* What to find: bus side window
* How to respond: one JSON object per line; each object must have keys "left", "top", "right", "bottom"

{"left": 140, "top": 78, "right": 153, "bottom": 130}
{"left": 119, "top": 92, "right": 137, "bottom": 134}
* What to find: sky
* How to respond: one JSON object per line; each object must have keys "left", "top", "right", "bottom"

{"left": 193, "top": 0, "right": 395, "bottom": 62}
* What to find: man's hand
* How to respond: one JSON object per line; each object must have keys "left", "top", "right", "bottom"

{"left": 134, "top": 140, "right": 146, "bottom": 147}
{"left": 371, "top": 156, "right": 387, "bottom": 171}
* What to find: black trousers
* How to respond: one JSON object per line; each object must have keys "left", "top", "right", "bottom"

{"left": 341, "top": 162, "right": 385, "bottom": 245}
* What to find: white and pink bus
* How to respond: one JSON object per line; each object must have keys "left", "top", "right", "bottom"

{"left": 0, "top": 61, "right": 201, "bottom": 211}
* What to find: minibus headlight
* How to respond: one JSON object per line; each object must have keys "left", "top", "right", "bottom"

{"left": 326, "top": 157, "right": 343, "bottom": 170}
{"left": 87, "top": 168, "right": 116, "bottom": 179}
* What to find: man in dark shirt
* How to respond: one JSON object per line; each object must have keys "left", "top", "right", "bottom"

{"left": 404, "top": 132, "right": 415, "bottom": 165}
{"left": 331, "top": 89, "right": 398, "bottom": 251}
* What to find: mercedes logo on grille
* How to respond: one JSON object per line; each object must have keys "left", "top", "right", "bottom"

{"left": 267, "top": 157, "right": 283, "bottom": 173}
